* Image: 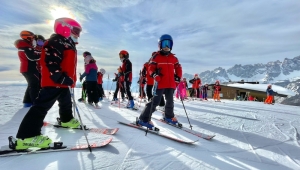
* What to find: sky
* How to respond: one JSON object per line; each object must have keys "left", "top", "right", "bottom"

{"left": 0, "top": 0, "right": 300, "bottom": 81}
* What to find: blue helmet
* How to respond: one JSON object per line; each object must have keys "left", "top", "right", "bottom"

{"left": 158, "top": 34, "right": 173, "bottom": 50}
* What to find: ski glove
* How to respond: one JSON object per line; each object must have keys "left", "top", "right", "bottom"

{"left": 174, "top": 74, "right": 180, "bottom": 83}
{"left": 50, "top": 72, "right": 74, "bottom": 86}
{"left": 154, "top": 75, "right": 161, "bottom": 82}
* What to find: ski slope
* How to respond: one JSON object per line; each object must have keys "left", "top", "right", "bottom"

{"left": 0, "top": 86, "right": 300, "bottom": 170}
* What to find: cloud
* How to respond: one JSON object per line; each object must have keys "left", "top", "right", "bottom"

{"left": 1, "top": 0, "right": 300, "bottom": 81}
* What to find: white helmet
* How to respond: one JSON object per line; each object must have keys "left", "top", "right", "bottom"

{"left": 84, "top": 55, "right": 94, "bottom": 64}
{"left": 99, "top": 68, "right": 106, "bottom": 75}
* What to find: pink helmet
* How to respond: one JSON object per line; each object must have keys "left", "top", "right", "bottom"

{"left": 54, "top": 18, "right": 82, "bottom": 38}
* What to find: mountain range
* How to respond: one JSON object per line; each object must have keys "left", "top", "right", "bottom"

{"left": 183, "top": 55, "right": 300, "bottom": 106}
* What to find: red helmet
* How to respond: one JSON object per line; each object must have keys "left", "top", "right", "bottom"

{"left": 20, "top": 30, "right": 34, "bottom": 41}
{"left": 215, "top": 80, "right": 220, "bottom": 84}
{"left": 54, "top": 18, "right": 82, "bottom": 38}
{"left": 119, "top": 50, "right": 129, "bottom": 58}
{"left": 194, "top": 74, "right": 198, "bottom": 77}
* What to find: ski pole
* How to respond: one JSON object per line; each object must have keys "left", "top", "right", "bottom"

{"left": 72, "top": 88, "right": 76, "bottom": 118}
{"left": 179, "top": 90, "right": 193, "bottom": 130}
{"left": 145, "top": 80, "right": 159, "bottom": 136}
{"left": 68, "top": 86, "right": 92, "bottom": 152}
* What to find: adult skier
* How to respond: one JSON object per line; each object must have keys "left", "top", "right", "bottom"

{"left": 137, "top": 34, "right": 182, "bottom": 128}
{"left": 14, "top": 17, "right": 82, "bottom": 150}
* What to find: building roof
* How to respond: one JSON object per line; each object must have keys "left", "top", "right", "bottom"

{"left": 226, "top": 83, "right": 296, "bottom": 97}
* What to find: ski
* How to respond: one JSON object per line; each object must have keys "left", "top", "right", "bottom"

{"left": 110, "top": 102, "right": 139, "bottom": 111}
{"left": 43, "top": 121, "right": 119, "bottom": 135}
{"left": 0, "top": 136, "right": 113, "bottom": 157}
{"left": 118, "top": 121, "right": 198, "bottom": 144}
{"left": 151, "top": 117, "right": 215, "bottom": 140}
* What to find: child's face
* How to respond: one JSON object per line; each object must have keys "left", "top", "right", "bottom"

{"left": 162, "top": 47, "right": 170, "bottom": 51}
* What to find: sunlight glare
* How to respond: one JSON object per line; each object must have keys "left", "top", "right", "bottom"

{"left": 47, "top": 6, "right": 76, "bottom": 26}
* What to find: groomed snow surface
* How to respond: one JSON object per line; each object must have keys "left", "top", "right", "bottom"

{"left": 0, "top": 86, "right": 300, "bottom": 170}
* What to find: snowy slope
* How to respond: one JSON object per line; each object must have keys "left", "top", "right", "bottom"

{"left": 0, "top": 86, "right": 300, "bottom": 170}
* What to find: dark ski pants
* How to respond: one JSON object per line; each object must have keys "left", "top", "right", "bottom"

{"left": 86, "top": 81, "right": 99, "bottom": 104}
{"left": 22, "top": 72, "right": 40, "bottom": 103}
{"left": 113, "top": 81, "right": 125, "bottom": 99}
{"left": 146, "top": 84, "right": 165, "bottom": 106}
{"left": 16, "top": 87, "right": 74, "bottom": 139}
{"left": 80, "top": 81, "right": 87, "bottom": 100}
{"left": 139, "top": 88, "right": 174, "bottom": 122}
{"left": 146, "top": 85, "right": 153, "bottom": 101}
{"left": 190, "top": 88, "right": 200, "bottom": 98}
{"left": 124, "top": 81, "right": 133, "bottom": 100}
{"left": 97, "top": 84, "right": 104, "bottom": 97}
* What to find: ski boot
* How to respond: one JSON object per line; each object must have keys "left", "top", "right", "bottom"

{"left": 78, "top": 98, "right": 85, "bottom": 103}
{"left": 136, "top": 118, "right": 159, "bottom": 131}
{"left": 126, "top": 100, "right": 135, "bottom": 109}
{"left": 9, "top": 135, "right": 52, "bottom": 150}
{"left": 164, "top": 117, "right": 182, "bottom": 128}
{"left": 95, "top": 103, "right": 100, "bottom": 109}
{"left": 23, "top": 103, "right": 33, "bottom": 108}
{"left": 112, "top": 98, "right": 118, "bottom": 101}
{"left": 60, "top": 118, "right": 81, "bottom": 129}
{"left": 99, "top": 97, "right": 103, "bottom": 102}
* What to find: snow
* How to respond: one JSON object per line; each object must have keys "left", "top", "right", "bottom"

{"left": 227, "top": 83, "right": 296, "bottom": 96}
{"left": 0, "top": 86, "right": 300, "bottom": 170}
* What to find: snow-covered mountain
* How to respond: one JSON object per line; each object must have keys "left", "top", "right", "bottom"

{"left": 184, "top": 55, "right": 300, "bottom": 106}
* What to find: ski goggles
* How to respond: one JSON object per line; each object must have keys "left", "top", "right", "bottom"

{"left": 161, "top": 40, "right": 172, "bottom": 48}
{"left": 71, "top": 26, "right": 82, "bottom": 37}
{"left": 37, "top": 39, "right": 44, "bottom": 46}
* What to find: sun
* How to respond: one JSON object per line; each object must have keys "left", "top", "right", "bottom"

{"left": 47, "top": 6, "right": 76, "bottom": 25}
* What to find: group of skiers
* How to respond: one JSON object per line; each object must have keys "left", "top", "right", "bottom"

{"left": 13, "top": 16, "right": 226, "bottom": 151}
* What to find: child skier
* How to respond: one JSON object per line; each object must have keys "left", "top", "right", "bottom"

{"left": 80, "top": 55, "right": 100, "bottom": 108}
{"left": 265, "top": 85, "right": 275, "bottom": 104}
{"left": 213, "top": 80, "right": 221, "bottom": 101}
{"left": 176, "top": 78, "right": 187, "bottom": 100}
{"left": 189, "top": 74, "right": 201, "bottom": 99}
{"left": 118, "top": 50, "right": 135, "bottom": 109}
{"left": 138, "top": 34, "right": 182, "bottom": 128}
{"left": 137, "top": 70, "right": 146, "bottom": 100}
{"left": 97, "top": 68, "right": 105, "bottom": 101}
{"left": 14, "top": 17, "right": 82, "bottom": 150}
{"left": 15, "top": 30, "right": 41, "bottom": 107}
{"left": 112, "top": 67, "right": 125, "bottom": 101}
{"left": 202, "top": 83, "right": 210, "bottom": 100}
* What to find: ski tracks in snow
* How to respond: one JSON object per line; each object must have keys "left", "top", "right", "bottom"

{"left": 290, "top": 120, "right": 300, "bottom": 147}
{"left": 240, "top": 123, "right": 262, "bottom": 163}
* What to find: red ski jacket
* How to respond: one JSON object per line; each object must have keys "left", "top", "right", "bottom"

{"left": 97, "top": 72, "right": 103, "bottom": 84}
{"left": 40, "top": 34, "right": 77, "bottom": 88}
{"left": 142, "top": 62, "right": 154, "bottom": 85}
{"left": 14, "top": 39, "right": 41, "bottom": 73}
{"left": 189, "top": 78, "right": 201, "bottom": 88}
{"left": 120, "top": 59, "right": 132, "bottom": 82}
{"left": 148, "top": 51, "right": 182, "bottom": 89}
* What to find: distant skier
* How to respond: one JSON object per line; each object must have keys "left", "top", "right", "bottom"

{"left": 15, "top": 30, "right": 41, "bottom": 107}
{"left": 189, "top": 74, "right": 201, "bottom": 99}
{"left": 80, "top": 55, "right": 100, "bottom": 108}
{"left": 202, "top": 83, "right": 210, "bottom": 100}
{"left": 137, "top": 34, "right": 182, "bottom": 128}
{"left": 213, "top": 80, "right": 221, "bottom": 101}
{"left": 264, "top": 85, "right": 275, "bottom": 104}
{"left": 137, "top": 70, "right": 146, "bottom": 99}
{"left": 97, "top": 68, "right": 106, "bottom": 101}
{"left": 14, "top": 17, "right": 82, "bottom": 150}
